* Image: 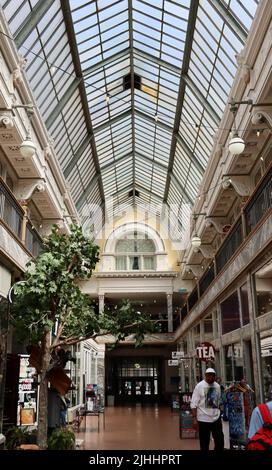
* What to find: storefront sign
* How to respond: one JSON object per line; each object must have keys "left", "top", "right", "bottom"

{"left": 172, "top": 351, "right": 184, "bottom": 359}
{"left": 227, "top": 344, "right": 243, "bottom": 358}
{"left": 196, "top": 342, "right": 215, "bottom": 361}
{"left": 168, "top": 360, "right": 179, "bottom": 366}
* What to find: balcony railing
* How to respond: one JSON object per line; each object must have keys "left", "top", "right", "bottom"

{"left": 215, "top": 217, "right": 243, "bottom": 274}
{"left": 188, "top": 286, "right": 198, "bottom": 311}
{"left": 199, "top": 263, "right": 215, "bottom": 296}
{"left": 244, "top": 166, "right": 272, "bottom": 235}
{"left": 0, "top": 177, "right": 23, "bottom": 239}
{"left": 0, "top": 177, "right": 43, "bottom": 257}
{"left": 26, "top": 222, "right": 43, "bottom": 257}
{"left": 179, "top": 164, "right": 272, "bottom": 329}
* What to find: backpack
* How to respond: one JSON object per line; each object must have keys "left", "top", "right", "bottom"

{"left": 246, "top": 404, "right": 272, "bottom": 451}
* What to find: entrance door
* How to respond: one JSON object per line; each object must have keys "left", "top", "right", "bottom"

{"left": 121, "top": 378, "right": 155, "bottom": 402}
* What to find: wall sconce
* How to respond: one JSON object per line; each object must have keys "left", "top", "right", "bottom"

{"left": 228, "top": 98, "right": 272, "bottom": 155}
{"left": 0, "top": 103, "right": 36, "bottom": 157}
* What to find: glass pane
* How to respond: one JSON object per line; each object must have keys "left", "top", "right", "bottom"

{"left": 221, "top": 291, "right": 241, "bottom": 334}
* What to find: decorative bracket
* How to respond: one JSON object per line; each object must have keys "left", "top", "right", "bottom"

{"left": 0, "top": 111, "right": 14, "bottom": 129}
{"left": 205, "top": 217, "right": 227, "bottom": 234}
{"left": 228, "top": 175, "right": 255, "bottom": 197}
{"left": 186, "top": 265, "right": 203, "bottom": 277}
{"left": 251, "top": 107, "right": 272, "bottom": 130}
{"left": 14, "top": 179, "right": 46, "bottom": 201}
{"left": 198, "top": 244, "right": 215, "bottom": 259}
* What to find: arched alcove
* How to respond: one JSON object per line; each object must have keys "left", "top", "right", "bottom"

{"left": 100, "top": 223, "right": 169, "bottom": 272}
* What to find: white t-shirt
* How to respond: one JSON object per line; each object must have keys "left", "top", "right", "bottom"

{"left": 190, "top": 379, "right": 221, "bottom": 423}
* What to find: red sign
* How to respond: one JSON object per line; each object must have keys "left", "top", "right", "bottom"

{"left": 196, "top": 342, "right": 215, "bottom": 362}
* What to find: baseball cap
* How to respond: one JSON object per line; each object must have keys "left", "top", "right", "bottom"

{"left": 205, "top": 368, "right": 216, "bottom": 374}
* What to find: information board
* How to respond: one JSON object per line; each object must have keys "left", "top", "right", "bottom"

{"left": 179, "top": 393, "right": 197, "bottom": 439}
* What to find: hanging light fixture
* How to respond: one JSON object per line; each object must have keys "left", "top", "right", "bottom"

{"left": 20, "top": 129, "right": 37, "bottom": 158}
{"left": 228, "top": 134, "right": 245, "bottom": 155}
{"left": 19, "top": 104, "right": 36, "bottom": 158}
{"left": 191, "top": 212, "right": 206, "bottom": 248}
{"left": 191, "top": 235, "right": 201, "bottom": 248}
{"left": 191, "top": 214, "right": 202, "bottom": 248}
{"left": 228, "top": 99, "right": 245, "bottom": 155}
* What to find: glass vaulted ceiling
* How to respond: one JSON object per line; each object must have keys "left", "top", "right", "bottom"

{"left": 2, "top": 0, "right": 259, "bottom": 236}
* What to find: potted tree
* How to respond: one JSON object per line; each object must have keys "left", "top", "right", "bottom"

{"left": 10, "top": 225, "right": 159, "bottom": 449}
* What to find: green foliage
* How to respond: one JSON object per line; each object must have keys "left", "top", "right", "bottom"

{"left": 47, "top": 427, "right": 75, "bottom": 450}
{"left": 5, "top": 426, "right": 31, "bottom": 449}
{"left": 11, "top": 224, "right": 100, "bottom": 344}
{"left": 101, "top": 299, "right": 161, "bottom": 347}
{"left": 10, "top": 224, "right": 160, "bottom": 350}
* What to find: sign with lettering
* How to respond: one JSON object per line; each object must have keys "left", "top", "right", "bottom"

{"left": 196, "top": 342, "right": 215, "bottom": 362}
{"left": 172, "top": 351, "right": 184, "bottom": 359}
{"left": 168, "top": 359, "right": 179, "bottom": 366}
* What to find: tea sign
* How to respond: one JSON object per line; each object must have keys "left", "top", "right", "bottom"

{"left": 196, "top": 342, "right": 215, "bottom": 362}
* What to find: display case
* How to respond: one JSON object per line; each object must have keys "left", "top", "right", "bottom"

{"left": 85, "top": 384, "right": 100, "bottom": 411}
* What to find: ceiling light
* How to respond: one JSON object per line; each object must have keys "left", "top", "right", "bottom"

{"left": 154, "top": 114, "right": 159, "bottom": 122}
{"left": 105, "top": 94, "right": 110, "bottom": 103}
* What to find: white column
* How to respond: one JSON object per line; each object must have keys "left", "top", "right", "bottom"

{"left": 167, "top": 293, "right": 173, "bottom": 333}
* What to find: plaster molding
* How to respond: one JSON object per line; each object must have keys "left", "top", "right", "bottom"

{"left": 198, "top": 244, "right": 215, "bottom": 259}
{"left": 104, "top": 222, "right": 165, "bottom": 253}
{"left": 229, "top": 175, "right": 255, "bottom": 197}
{"left": 251, "top": 107, "right": 272, "bottom": 129}
{"left": 186, "top": 265, "right": 203, "bottom": 277}
{"left": 12, "top": 68, "right": 24, "bottom": 87}
{"left": 205, "top": 217, "right": 227, "bottom": 234}
{"left": 0, "top": 112, "right": 14, "bottom": 129}
{"left": 14, "top": 179, "right": 46, "bottom": 201}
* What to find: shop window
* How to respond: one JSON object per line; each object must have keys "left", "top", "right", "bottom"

{"left": 115, "top": 233, "right": 156, "bottom": 271}
{"left": 254, "top": 261, "right": 272, "bottom": 317}
{"left": 260, "top": 331, "right": 272, "bottom": 401}
{"left": 240, "top": 283, "right": 250, "bottom": 325}
{"left": 221, "top": 290, "right": 241, "bottom": 334}
{"left": 224, "top": 343, "right": 244, "bottom": 383}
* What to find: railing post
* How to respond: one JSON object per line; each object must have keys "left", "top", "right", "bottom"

{"left": 241, "top": 209, "right": 247, "bottom": 238}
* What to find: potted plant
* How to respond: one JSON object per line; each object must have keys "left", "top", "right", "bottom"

{"left": 47, "top": 427, "right": 75, "bottom": 450}
{"left": 5, "top": 427, "right": 28, "bottom": 449}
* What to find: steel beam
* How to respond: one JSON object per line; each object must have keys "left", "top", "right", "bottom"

{"left": 209, "top": 0, "right": 247, "bottom": 42}
{"left": 63, "top": 132, "right": 94, "bottom": 178}
{"left": 45, "top": 77, "right": 81, "bottom": 130}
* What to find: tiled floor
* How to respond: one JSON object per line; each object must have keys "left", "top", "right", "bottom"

{"left": 76, "top": 405, "right": 199, "bottom": 450}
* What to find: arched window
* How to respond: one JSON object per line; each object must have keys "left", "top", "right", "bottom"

{"left": 115, "top": 232, "right": 156, "bottom": 271}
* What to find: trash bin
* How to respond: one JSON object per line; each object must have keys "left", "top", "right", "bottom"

{"left": 107, "top": 395, "right": 115, "bottom": 406}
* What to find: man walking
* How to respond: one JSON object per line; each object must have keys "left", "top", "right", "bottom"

{"left": 191, "top": 368, "right": 224, "bottom": 451}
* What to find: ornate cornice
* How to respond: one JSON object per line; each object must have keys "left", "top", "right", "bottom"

{"left": 94, "top": 271, "right": 178, "bottom": 278}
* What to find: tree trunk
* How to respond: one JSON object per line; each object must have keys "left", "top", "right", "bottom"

{"left": 37, "top": 328, "right": 51, "bottom": 449}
